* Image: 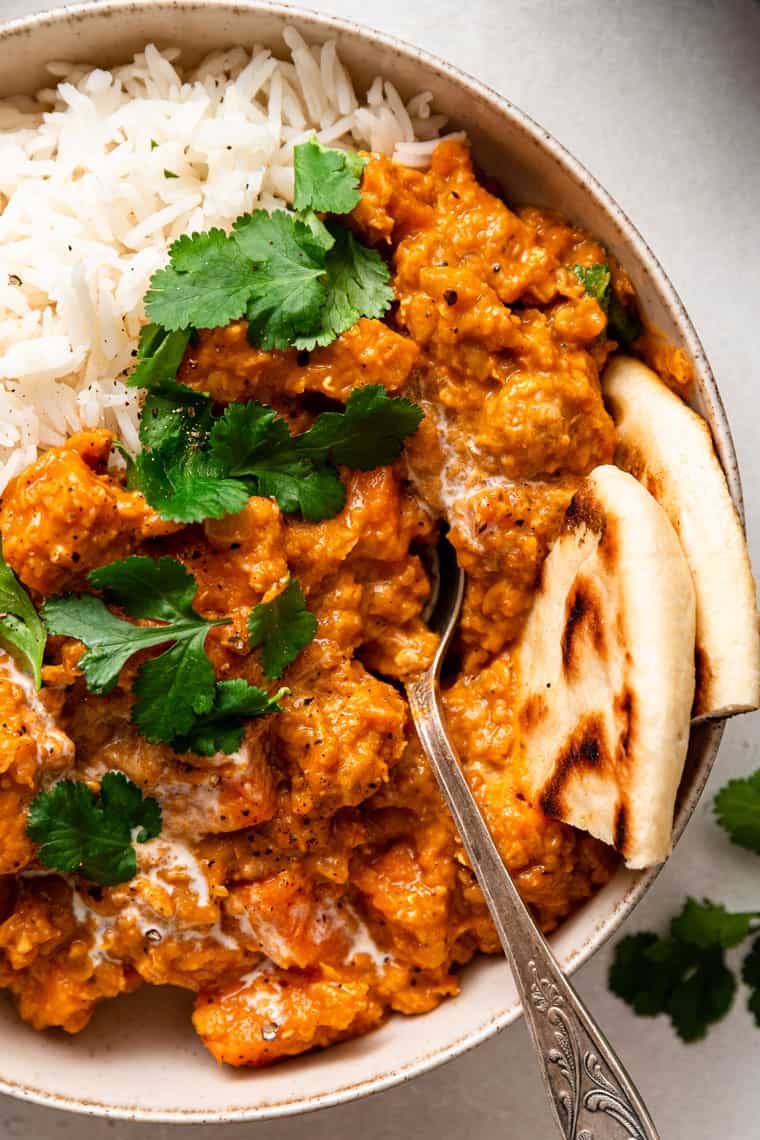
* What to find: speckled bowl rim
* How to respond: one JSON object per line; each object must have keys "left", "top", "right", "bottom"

{"left": 0, "top": 0, "right": 739, "bottom": 1123}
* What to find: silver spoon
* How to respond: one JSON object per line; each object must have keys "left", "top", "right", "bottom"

{"left": 406, "top": 536, "right": 660, "bottom": 1140}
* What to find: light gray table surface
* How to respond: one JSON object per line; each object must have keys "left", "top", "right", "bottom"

{"left": 0, "top": 0, "right": 758, "bottom": 1136}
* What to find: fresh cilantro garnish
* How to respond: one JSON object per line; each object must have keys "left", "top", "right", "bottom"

{"left": 171, "top": 679, "right": 288, "bottom": 756}
{"left": 128, "top": 323, "right": 192, "bottom": 393}
{"left": 714, "top": 772, "right": 760, "bottom": 853}
{"left": 132, "top": 376, "right": 249, "bottom": 523}
{"left": 571, "top": 261, "right": 642, "bottom": 347}
{"left": 133, "top": 428, "right": 250, "bottom": 523}
{"left": 142, "top": 205, "right": 392, "bottom": 350}
{"left": 247, "top": 579, "right": 317, "bottom": 679}
{"left": 609, "top": 899, "right": 754, "bottom": 1041}
{"left": 607, "top": 294, "right": 643, "bottom": 347}
{"left": 41, "top": 558, "right": 226, "bottom": 744}
{"left": 571, "top": 263, "right": 611, "bottom": 306}
{"left": 0, "top": 546, "right": 45, "bottom": 687}
{"left": 207, "top": 400, "right": 347, "bottom": 521}
{"left": 293, "top": 137, "right": 366, "bottom": 215}
{"left": 130, "top": 384, "right": 421, "bottom": 526}
{"left": 41, "top": 556, "right": 291, "bottom": 752}
{"left": 295, "top": 382, "right": 425, "bottom": 468}
{"left": 26, "top": 771, "right": 161, "bottom": 886}
{"left": 610, "top": 768, "right": 760, "bottom": 1042}
{"left": 145, "top": 228, "right": 256, "bottom": 332}
{"left": 233, "top": 210, "right": 329, "bottom": 350}
{"left": 164, "top": 169, "right": 179, "bottom": 179}
{"left": 295, "top": 224, "right": 395, "bottom": 351}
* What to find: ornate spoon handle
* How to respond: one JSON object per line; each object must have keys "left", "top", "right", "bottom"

{"left": 407, "top": 671, "right": 660, "bottom": 1140}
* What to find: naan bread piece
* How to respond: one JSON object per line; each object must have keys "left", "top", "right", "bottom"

{"left": 604, "top": 355, "right": 760, "bottom": 720}
{"left": 515, "top": 465, "right": 696, "bottom": 869}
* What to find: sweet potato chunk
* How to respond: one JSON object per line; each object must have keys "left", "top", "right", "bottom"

{"left": 193, "top": 965, "right": 383, "bottom": 1067}
{"left": 0, "top": 430, "right": 178, "bottom": 596}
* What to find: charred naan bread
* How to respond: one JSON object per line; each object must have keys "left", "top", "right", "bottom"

{"left": 515, "top": 465, "right": 696, "bottom": 869}
{"left": 604, "top": 356, "right": 760, "bottom": 720}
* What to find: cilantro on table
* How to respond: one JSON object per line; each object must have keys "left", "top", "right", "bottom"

{"left": 40, "top": 556, "right": 287, "bottom": 752}
{"left": 571, "top": 261, "right": 642, "bottom": 347}
{"left": 26, "top": 771, "right": 161, "bottom": 886}
{"left": 142, "top": 140, "right": 390, "bottom": 351}
{"left": 0, "top": 547, "right": 45, "bottom": 688}
{"left": 130, "top": 383, "right": 422, "bottom": 525}
{"left": 713, "top": 771, "right": 760, "bottom": 853}
{"left": 248, "top": 579, "right": 318, "bottom": 680}
{"left": 609, "top": 768, "right": 760, "bottom": 1040}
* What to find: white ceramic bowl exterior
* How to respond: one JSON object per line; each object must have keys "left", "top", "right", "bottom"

{"left": 0, "top": 0, "right": 737, "bottom": 1122}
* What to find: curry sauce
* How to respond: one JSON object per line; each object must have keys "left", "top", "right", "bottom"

{"left": 0, "top": 141, "right": 625, "bottom": 1066}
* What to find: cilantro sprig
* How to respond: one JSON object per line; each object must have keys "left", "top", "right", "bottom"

{"left": 41, "top": 556, "right": 288, "bottom": 752}
{"left": 130, "top": 383, "right": 423, "bottom": 525}
{"left": 571, "top": 262, "right": 642, "bottom": 347}
{"left": 609, "top": 767, "right": 760, "bottom": 1040}
{"left": 170, "top": 679, "right": 288, "bottom": 756}
{"left": 143, "top": 140, "right": 390, "bottom": 352}
{"left": 0, "top": 546, "right": 46, "bottom": 687}
{"left": 26, "top": 771, "right": 162, "bottom": 886}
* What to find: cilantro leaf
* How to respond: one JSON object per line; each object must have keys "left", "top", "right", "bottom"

{"left": 571, "top": 263, "right": 611, "bottom": 306}
{"left": 41, "top": 593, "right": 206, "bottom": 694}
{"left": 99, "top": 770, "right": 162, "bottom": 843}
{"left": 170, "top": 679, "right": 288, "bottom": 755}
{"left": 714, "top": 771, "right": 760, "bottom": 853}
{"left": 208, "top": 399, "right": 290, "bottom": 476}
{"left": 294, "top": 225, "right": 394, "bottom": 350}
{"left": 207, "top": 400, "right": 346, "bottom": 522}
{"left": 609, "top": 928, "right": 736, "bottom": 1041}
{"left": 134, "top": 384, "right": 249, "bottom": 523}
{"left": 42, "top": 557, "right": 228, "bottom": 740}
{"left": 670, "top": 897, "right": 757, "bottom": 949}
{"left": 247, "top": 579, "right": 317, "bottom": 679}
{"left": 742, "top": 935, "right": 760, "bottom": 1027}
{"left": 26, "top": 772, "right": 161, "bottom": 886}
{"left": 296, "top": 383, "right": 424, "bottom": 469}
{"left": 89, "top": 555, "right": 198, "bottom": 622}
{"left": 666, "top": 947, "right": 736, "bottom": 1042}
{"left": 298, "top": 209, "right": 337, "bottom": 251}
{"left": 128, "top": 323, "right": 192, "bottom": 392}
{"left": 233, "top": 211, "right": 328, "bottom": 350}
{"left": 145, "top": 229, "right": 254, "bottom": 331}
{"left": 232, "top": 208, "right": 328, "bottom": 265}
{"left": 138, "top": 381, "right": 211, "bottom": 451}
{"left": 293, "top": 138, "right": 366, "bottom": 215}
{"left": 608, "top": 294, "right": 642, "bottom": 347}
{"left": 133, "top": 632, "right": 217, "bottom": 743}
{"left": 609, "top": 897, "right": 757, "bottom": 1041}
{"left": 571, "top": 261, "right": 642, "bottom": 347}
{"left": 0, "top": 547, "right": 45, "bottom": 687}
{"left": 41, "top": 557, "right": 284, "bottom": 752}
{"left": 133, "top": 441, "right": 250, "bottom": 524}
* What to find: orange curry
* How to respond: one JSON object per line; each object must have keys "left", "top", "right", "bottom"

{"left": 0, "top": 141, "right": 681, "bottom": 1066}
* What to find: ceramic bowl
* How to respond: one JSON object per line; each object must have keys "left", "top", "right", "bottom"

{"left": 0, "top": 0, "right": 738, "bottom": 1122}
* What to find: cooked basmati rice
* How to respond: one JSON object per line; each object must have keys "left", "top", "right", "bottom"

{"left": 0, "top": 30, "right": 463, "bottom": 490}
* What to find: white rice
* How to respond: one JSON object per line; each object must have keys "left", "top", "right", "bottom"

{"left": 0, "top": 30, "right": 464, "bottom": 490}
